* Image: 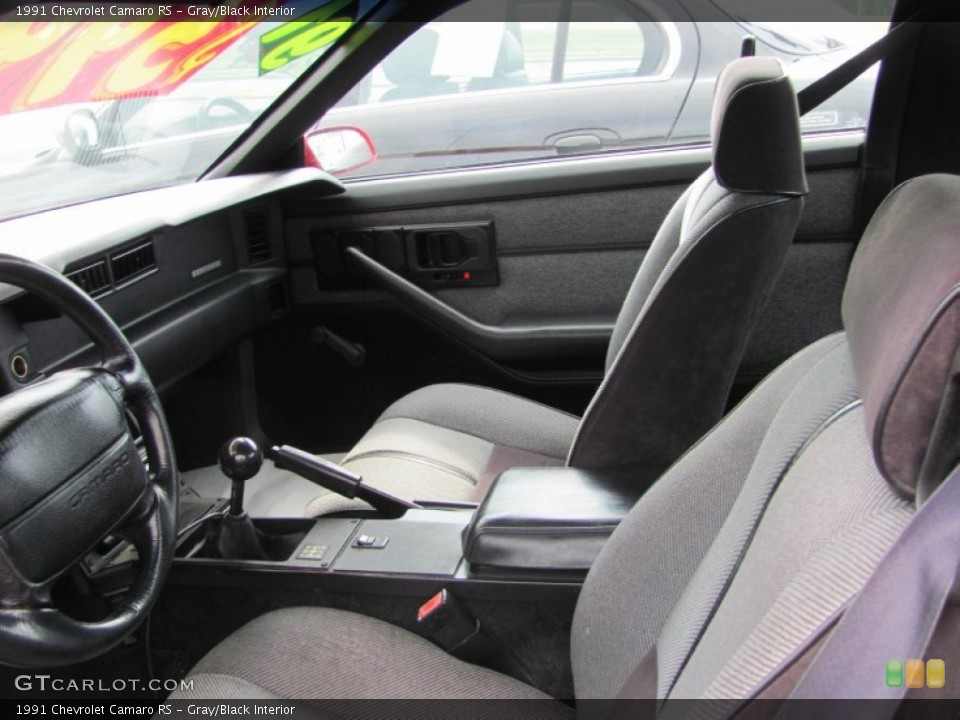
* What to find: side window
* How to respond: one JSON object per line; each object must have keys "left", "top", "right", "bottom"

{"left": 510, "top": 0, "right": 664, "bottom": 85}
{"left": 563, "top": 22, "right": 652, "bottom": 82}
{"left": 309, "top": 3, "right": 889, "bottom": 180}
{"left": 563, "top": 0, "right": 665, "bottom": 82}
{"left": 511, "top": 23, "right": 556, "bottom": 85}
{"left": 314, "top": 0, "right": 683, "bottom": 178}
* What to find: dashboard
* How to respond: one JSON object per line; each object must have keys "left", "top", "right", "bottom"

{"left": 0, "top": 168, "right": 344, "bottom": 396}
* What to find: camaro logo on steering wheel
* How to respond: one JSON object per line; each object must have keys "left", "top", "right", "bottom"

{"left": 69, "top": 452, "right": 130, "bottom": 509}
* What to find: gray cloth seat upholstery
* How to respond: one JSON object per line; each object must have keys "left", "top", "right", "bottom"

{"left": 298, "top": 56, "right": 809, "bottom": 516}
{"left": 175, "top": 607, "right": 569, "bottom": 716}
{"left": 306, "top": 383, "right": 579, "bottom": 516}
{"left": 173, "top": 175, "right": 960, "bottom": 705}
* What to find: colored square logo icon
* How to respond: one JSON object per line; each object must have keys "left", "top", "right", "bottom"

{"left": 886, "top": 659, "right": 904, "bottom": 688}
{"left": 906, "top": 659, "right": 925, "bottom": 688}
{"left": 887, "top": 659, "right": 946, "bottom": 689}
{"left": 927, "top": 659, "right": 946, "bottom": 689}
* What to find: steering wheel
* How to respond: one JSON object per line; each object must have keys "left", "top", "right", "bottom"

{"left": 198, "top": 97, "right": 254, "bottom": 128}
{"left": 0, "top": 255, "right": 177, "bottom": 668}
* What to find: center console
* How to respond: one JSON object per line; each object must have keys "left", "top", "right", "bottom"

{"left": 170, "top": 452, "right": 653, "bottom": 608}
{"left": 89, "top": 437, "right": 654, "bottom": 604}
{"left": 186, "top": 508, "right": 469, "bottom": 577}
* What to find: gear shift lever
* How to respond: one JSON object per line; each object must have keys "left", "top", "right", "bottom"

{"left": 220, "top": 437, "right": 263, "bottom": 517}
{"left": 206, "top": 437, "right": 267, "bottom": 560}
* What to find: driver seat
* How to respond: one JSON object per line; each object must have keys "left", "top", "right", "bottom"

{"left": 301, "top": 56, "right": 809, "bottom": 516}
{"left": 171, "top": 175, "right": 960, "bottom": 707}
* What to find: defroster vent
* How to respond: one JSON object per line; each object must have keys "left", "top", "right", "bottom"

{"left": 243, "top": 207, "right": 271, "bottom": 263}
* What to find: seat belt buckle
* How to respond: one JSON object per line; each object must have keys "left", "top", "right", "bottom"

{"left": 416, "top": 589, "right": 493, "bottom": 660}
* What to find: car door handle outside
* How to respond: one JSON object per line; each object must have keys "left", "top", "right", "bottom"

{"left": 553, "top": 134, "right": 604, "bottom": 155}
{"left": 343, "top": 247, "right": 613, "bottom": 363}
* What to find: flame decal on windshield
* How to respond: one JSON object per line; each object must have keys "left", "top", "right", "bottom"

{"left": 0, "top": 19, "right": 260, "bottom": 113}
{"left": 0, "top": 0, "right": 361, "bottom": 114}
{"left": 258, "top": 0, "right": 358, "bottom": 75}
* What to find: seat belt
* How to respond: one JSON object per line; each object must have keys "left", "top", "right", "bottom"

{"left": 777, "top": 461, "right": 960, "bottom": 714}
{"left": 795, "top": 16, "right": 926, "bottom": 117}
{"left": 795, "top": 4, "right": 937, "bottom": 240}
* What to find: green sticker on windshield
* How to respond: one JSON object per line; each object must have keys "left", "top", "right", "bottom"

{"left": 259, "top": 0, "right": 358, "bottom": 76}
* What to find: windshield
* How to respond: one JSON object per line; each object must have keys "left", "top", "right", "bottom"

{"left": 0, "top": 6, "right": 360, "bottom": 221}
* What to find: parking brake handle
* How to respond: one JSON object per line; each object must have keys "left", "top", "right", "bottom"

{"left": 266, "top": 445, "right": 417, "bottom": 519}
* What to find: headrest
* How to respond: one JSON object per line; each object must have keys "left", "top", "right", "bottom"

{"left": 711, "top": 57, "right": 807, "bottom": 196}
{"left": 382, "top": 28, "right": 445, "bottom": 86}
{"left": 842, "top": 175, "right": 960, "bottom": 499}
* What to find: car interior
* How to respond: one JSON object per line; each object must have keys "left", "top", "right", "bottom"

{"left": 1, "top": 0, "right": 959, "bottom": 712}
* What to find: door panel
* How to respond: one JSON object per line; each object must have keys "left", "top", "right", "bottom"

{"left": 287, "top": 183, "right": 684, "bottom": 326}
{"left": 259, "top": 135, "right": 863, "bottom": 452}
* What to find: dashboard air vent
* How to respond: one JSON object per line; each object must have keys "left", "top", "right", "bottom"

{"left": 243, "top": 207, "right": 271, "bottom": 263}
{"left": 111, "top": 240, "right": 156, "bottom": 286}
{"left": 66, "top": 260, "right": 111, "bottom": 297}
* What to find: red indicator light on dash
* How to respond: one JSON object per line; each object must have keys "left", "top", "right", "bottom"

{"left": 462, "top": 271, "right": 472, "bottom": 281}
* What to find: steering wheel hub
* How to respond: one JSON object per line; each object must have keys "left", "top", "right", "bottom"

{"left": 0, "top": 370, "right": 149, "bottom": 595}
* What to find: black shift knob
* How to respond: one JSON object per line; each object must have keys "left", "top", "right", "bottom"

{"left": 219, "top": 437, "right": 262, "bottom": 516}
{"left": 219, "top": 437, "right": 263, "bottom": 481}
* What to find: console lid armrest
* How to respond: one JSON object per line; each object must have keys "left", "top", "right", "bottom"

{"left": 462, "top": 465, "right": 662, "bottom": 573}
